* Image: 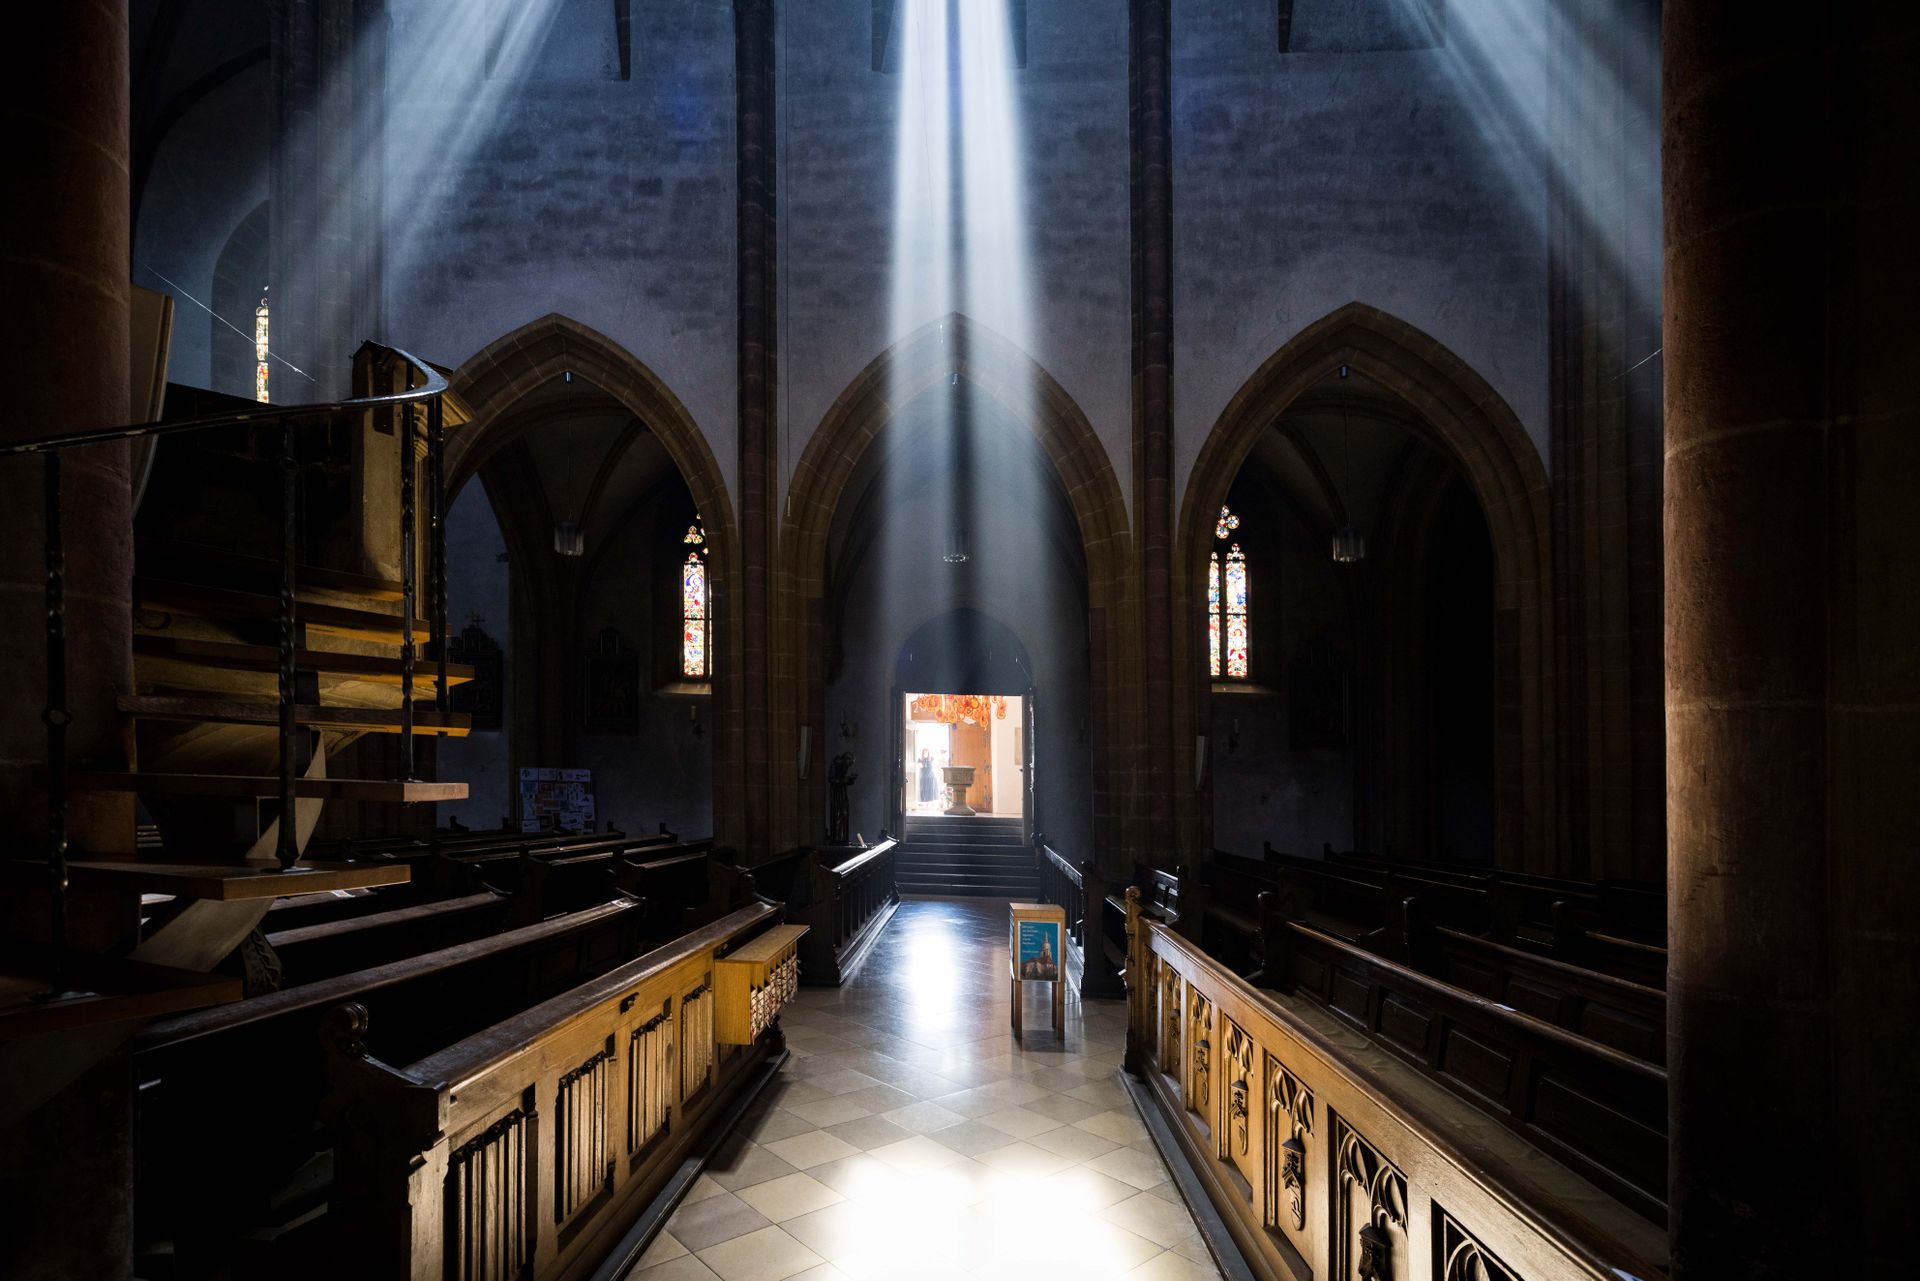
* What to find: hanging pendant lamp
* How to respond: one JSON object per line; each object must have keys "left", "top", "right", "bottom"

{"left": 1332, "top": 366, "right": 1366, "bottom": 563}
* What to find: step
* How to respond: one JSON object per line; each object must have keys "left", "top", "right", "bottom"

{"left": 139, "top": 536, "right": 407, "bottom": 602}
{"left": 903, "top": 818, "right": 1024, "bottom": 831}
{"left": 60, "top": 772, "right": 467, "bottom": 803}
{"left": 902, "top": 841, "right": 1036, "bottom": 852}
{"left": 899, "top": 856, "right": 1033, "bottom": 869}
{"left": 0, "top": 857, "right": 411, "bottom": 901}
{"left": 0, "top": 946, "right": 243, "bottom": 1038}
{"left": 134, "top": 635, "right": 474, "bottom": 686}
{"left": 135, "top": 577, "right": 429, "bottom": 644}
{"left": 119, "top": 695, "right": 471, "bottom": 736}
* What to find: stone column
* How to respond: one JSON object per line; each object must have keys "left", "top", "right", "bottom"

{"left": 734, "top": 0, "right": 777, "bottom": 861}
{"left": 1129, "top": 0, "right": 1174, "bottom": 871}
{"left": 1664, "top": 2, "right": 1919, "bottom": 1275}
{"left": 0, "top": 11, "right": 137, "bottom": 859}
{"left": 0, "top": 10, "right": 137, "bottom": 1277}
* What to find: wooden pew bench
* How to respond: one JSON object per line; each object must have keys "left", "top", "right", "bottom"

{"left": 265, "top": 889, "right": 513, "bottom": 985}
{"left": 133, "top": 899, "right": 648, "bottom": 1274}
{"left": 1256, "top": 891, "right": 1668, "bottom": 1226}
{"left": 1422, "top": 923, "right": 1666, "bottom": 1064}
{"left": 1123, "top": 892, "right": 1667, "bottom": 1281}
{"left": 795, "top": 839, "right": 900, "bottom": 986}
{"left": 320, "top": 902, "right": 800, "bottom": 1280}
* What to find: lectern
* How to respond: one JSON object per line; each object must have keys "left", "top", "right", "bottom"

{"left": 1008, "top": 901, "right": 1067, "bottom": 1041}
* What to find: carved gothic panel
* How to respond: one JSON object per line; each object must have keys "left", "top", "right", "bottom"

{"left": 1161, "top": 964, "right": 1182, "bottom": 1077}
{"left": 1264, "top": 1055, "right": 1314, "bottom": 1234}
{"left": 1331, "top": 1112, "right": 1408, "bottom": 1281}
{"left": 1435, "top": 1206, "right": 1520, "bottom": 1281}
{"left": 1223, "top": 1019, "right": 1254, "bottom": 1161}
{"left": 1187, "top": 986, "right": 1213, "bottom": 1115}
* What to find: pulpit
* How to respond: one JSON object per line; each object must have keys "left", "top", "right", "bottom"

{"left": 941, "top": 765, "right": 977, "bottom": 816}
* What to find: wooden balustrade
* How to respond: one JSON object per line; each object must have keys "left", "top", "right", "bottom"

{"left": 323, "top": 902, "right": 788, "bottom": 1281}
{"left": 795, "top": 839, "right": 898, "bottom": 986}
{"left": 1123, "top": 890, "right": 1667, "bottom": 1281}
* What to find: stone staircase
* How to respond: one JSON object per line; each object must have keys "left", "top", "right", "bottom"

{"left": 897, "top": 814, "right": 1038, "bottom": 899}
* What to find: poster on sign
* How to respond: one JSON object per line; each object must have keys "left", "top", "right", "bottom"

{"left": 1017, "top": 920, "right": 1061, "bottom": 981}
{"left": 1007, "top": 901, "right": 1068, "bottom": 1043}
{"left": 518, "top": 767, "right": 596, "bottom": 833}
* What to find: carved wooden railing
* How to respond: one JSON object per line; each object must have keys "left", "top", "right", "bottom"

{"left": 322, "top": 902, "right": 785, "bottom": 1281}
{"left": 1124, "top": 890, "right": 1667, "bottom": 1281}
{"left": 795, "top": 839, "right": 898, "bottom": 985}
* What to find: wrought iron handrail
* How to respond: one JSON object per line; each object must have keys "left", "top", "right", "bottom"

{"left": 0, "top": 350, "right": 448, "bottom": 454}
{"left": 10, "top": 345, "right": 451, "bottom": 995}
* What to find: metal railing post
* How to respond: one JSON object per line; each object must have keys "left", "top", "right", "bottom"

{"left": 429, "top": 394, "right": 448, "bottom": 715}
{"left": 399, "top": 392, "right": 418, "bottom": 776}
{"left": 42, "top": 453, "right": 70, "bottom": 989}
{"left": 277, "top": 423, "right": 299, "bottom": 867}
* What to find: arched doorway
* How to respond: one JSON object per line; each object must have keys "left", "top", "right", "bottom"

{"left": 442, "top": 315, "right": 740, "bottom": 845}
{"left": 778, "top": 314, "right": 1135, "bottom": 871}
{"left": 1180, "top": 303, "right": 1551, "bottom": 870}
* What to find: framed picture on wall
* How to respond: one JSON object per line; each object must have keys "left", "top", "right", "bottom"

{"left": 585, "top": 626, "right": 640, "bottom": 733}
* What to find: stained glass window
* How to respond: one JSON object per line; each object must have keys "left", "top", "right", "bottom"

{"left": 1209, "top": 507, "right": 1250, "bottom": 679}
{"left": 1208, "top": 552, "right": 1222, "bottom": 678}
{"left": 254, "top": 294, "right": 270, "bottom": 404}
{"left": 682, "top": 523, "right": 709, "bottom": 679}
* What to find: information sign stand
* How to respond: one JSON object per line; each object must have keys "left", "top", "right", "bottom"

{"left": 1008, "top": 901, "right": 1068, "bottom": 1042}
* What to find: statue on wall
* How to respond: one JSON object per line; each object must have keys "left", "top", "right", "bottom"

{"left": 827, "top": 751, "right": 858, "bottom": 846}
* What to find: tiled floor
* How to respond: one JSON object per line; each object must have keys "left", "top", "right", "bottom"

{"left": 626, "top": 899, "right": 1223, "bottom": 1281}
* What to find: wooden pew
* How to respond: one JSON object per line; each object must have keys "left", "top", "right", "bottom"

{"left": 1256, "top": 891, "right": 1668, "bottom": 1227}
{"left": 1420, "top": 921, "right": 1666, "bottom": 1064}
{"left": 795, "top": 839, "right": 900, "bottom": 986}
{"left": 319, "top": 902, "right": 799, "bottom": 1281}
{"left": 509, "top": 839, "right": 717, "bottom": 928}
{"left": 133, "top": 899, "right": 648, "bottom": 1274}
{"left": 1124, "top": 892, "right": 1668, "bottom": 1281}
{"left": 430, "top": 829, "right": 684, "bottom": 895}
{"left": 1264, "top": 843, "right": 1669, "bottom": 987}
{"left": 265, "top": 890, "right": 514, "bottom": 985}
{"left": 1188, "top": 849, "right": 1270, "bottom": 975}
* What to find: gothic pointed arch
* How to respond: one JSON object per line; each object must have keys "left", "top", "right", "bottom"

{"left": 445, "top": 314, "right": 743, "bottom": 846}
{"left": 1179, "top": 302, "right": 1554, "bottom": 869}
{"left": 776, "top": 313, "right": 1137, "bottom": 865}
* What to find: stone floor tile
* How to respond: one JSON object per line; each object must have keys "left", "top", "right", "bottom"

{"left": 695, "top": 1225, "right": 824, "bottom": 1281}
{"left": 762, "top": 1130, "right": 863, "bottom": 1171}
{"left": 733, "top": 1172, "right": 846, "bottom": 1223}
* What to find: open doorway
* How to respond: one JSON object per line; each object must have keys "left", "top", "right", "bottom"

{"left": 901, "top": 692, "right": 1026, "bottom": 820}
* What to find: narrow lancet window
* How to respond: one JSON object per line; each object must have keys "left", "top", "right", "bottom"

{"left": 254, "top": 292, "right": 270, "bottom": 403}
{"left": 1210, "top": 506, "right": 1250, "bottom": 679}
{"left": 683, "top": 523, "right": 709, "bottom": 678}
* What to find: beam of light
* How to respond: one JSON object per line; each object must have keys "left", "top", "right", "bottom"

{"left": 1411, "top": 0, "right": 1662, "bottom": 325}
{"left": 956, "top": 0, "right": 1031, "bottom": 353}
{"left": 891, "top": 0, "right": 955, "bottom": 338}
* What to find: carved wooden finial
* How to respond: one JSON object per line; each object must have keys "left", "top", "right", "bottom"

{"left": 321, "top": 1001, "right": 370, "bottom": 1058}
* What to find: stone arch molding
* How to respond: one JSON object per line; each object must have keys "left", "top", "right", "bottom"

{"left": 1178, "top": 302, "right": 1555, "bottom": 868}
{"left": 775, "top": 313, "right": 1138, "bottom": 860}
{"left": 444, "top": 313, "right": 744, "bottom": 845}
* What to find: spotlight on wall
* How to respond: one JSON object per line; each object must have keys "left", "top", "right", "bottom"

{"left": 943, "top": 527, "right": 971, "bottom": 564}
{"left": 553, "top": 520, "right": 585, "bottom": 556}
